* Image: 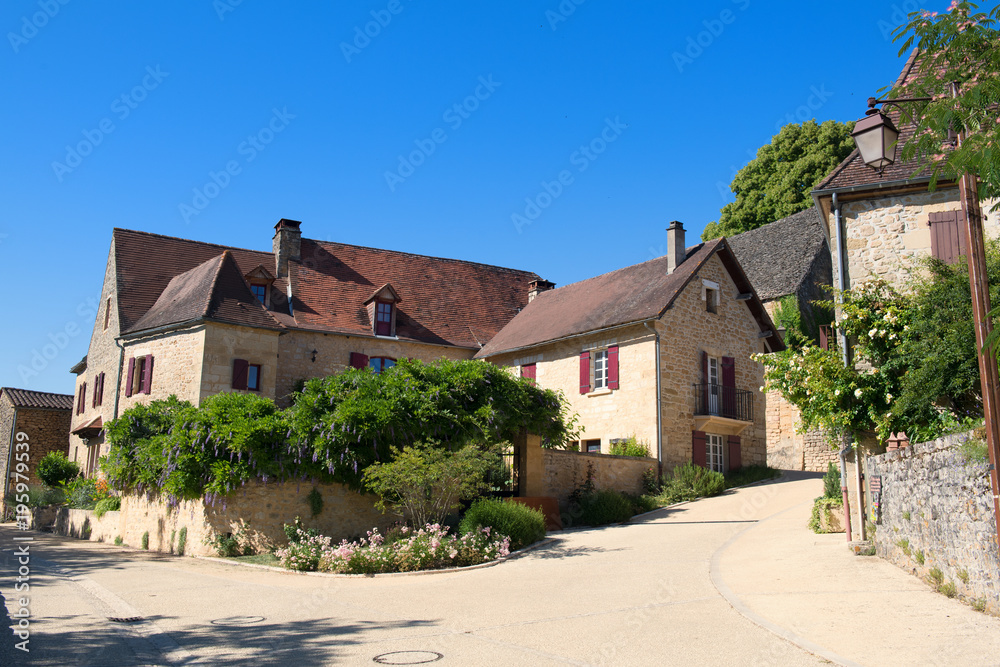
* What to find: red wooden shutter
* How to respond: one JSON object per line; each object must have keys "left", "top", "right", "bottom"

{"left": 692, "top": 431, "right": 707, "bottom": 468}
{"left": 728, "top": 435, "right": 742, "bottom": 471}
{"left": 142, "top": 356, "right": 154, "bottom": 394}
{"left": 79, "top": 383, "right": 86, "bottom": 414}
{"left": 125, "top": 358, "right": 135, "bottom": 397}
{"left": 819, "top": 325, "right": 829, "bottom": 351}
{"left": 579, "top": 351, "right": 591, "bottom": 394}
{"left": 521, "top": 363, "right": 536, "bottom": 383}
{"left": 722, "top": 356, "right": 736, "bottom": 416}
{"left": 608, "top": 345, "right": 619, "bottom": 390}
{"left": 701, "top": 351, "right": 709, "bottom": 410}
{"left": 100, "top": 372, "right": 106, "bottom": 406}
{"left": 92, "top": 377, "right": 98, "bottom": 408}
{"left": 349, "top": 352, "right": 369, "bottom": 369}
{"left": 232, "top": 359, "right": 249, "bottom": 390}
{"left": 928, "top": 211, "right": 966, "bottom": 264}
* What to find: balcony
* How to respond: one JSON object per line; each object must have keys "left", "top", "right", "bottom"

{"left": 693, "top": 383, "right": 754, "bottom": 436}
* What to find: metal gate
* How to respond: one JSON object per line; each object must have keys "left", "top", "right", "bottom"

{"left": 486, "top": 443, "right": 519, "bottom": 497}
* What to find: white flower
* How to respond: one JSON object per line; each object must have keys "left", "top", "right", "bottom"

{"left": 886, "top": 393, "right": 893, "bottom": 401}
{"left": 835, "top": 389, "right": 841, "bottom": 396}
{"left": 759, "top": 385, "right": 765, "bottom": 392}
{"left": 854, "top": 388, "right": 863, "bottom": 398}
{"left": 869, "top": 328, "right": 878, "bottom": 338}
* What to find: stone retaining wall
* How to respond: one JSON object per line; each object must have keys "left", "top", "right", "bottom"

{"left": 542, "top": 449, "right": 655, "bottom": 506}
{"left": 869, "top": 431, "right": 999, "bottom": 615}
{"left": 765, "top": 391, "right": 837, "bottom": 472}
{"left": 52, "top": 480, "right": 390, "bottom": 557}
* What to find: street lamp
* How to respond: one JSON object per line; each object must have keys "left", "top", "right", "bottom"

{"left": 853, "top": 93, "right": 1000, "bottom": 555}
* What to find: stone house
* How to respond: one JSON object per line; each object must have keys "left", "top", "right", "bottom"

{"left": 68, "top": 219, "right": 540, "bottom": 474}
{"left": 476, "top": 222, "right": 784, "bottom": 473}
{"left": 728, "top": 207, "right": 839, "bottom": 472}
{"left": 0, "top": 388, "right": 73, "bottom": 516}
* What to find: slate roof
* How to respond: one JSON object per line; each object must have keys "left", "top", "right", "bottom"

{"left": 0, "top": 387, "right": 74, "bottom": 411}
{"left": 727, "top": 207, "right": 829, "bottom": 302}
{"left": 475, "top": 239, "right": 783, "bottom": 358}
{"left": 113, "top": 228, "right": 539, "bottom": 349}
{"left": 814, "top": 49, "right": 945, "bottom": 192}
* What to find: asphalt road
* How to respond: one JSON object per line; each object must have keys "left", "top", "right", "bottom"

{"left": 2, "top": 472, "right": 998, "bottom": 666}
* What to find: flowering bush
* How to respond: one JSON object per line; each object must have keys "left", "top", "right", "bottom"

{"left": 275, "top": 524, "right": 511, "bottom": 574}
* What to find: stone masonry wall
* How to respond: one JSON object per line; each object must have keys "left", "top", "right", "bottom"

{"left": 199, "top": 322, "right": 280, "bottom": 402}
{"left": 659, "top": 253, "right": 768, "bottom": 470}
{"left": 53, "top": 480, "right": 391, "bottom": 557}
{"left": 869, "top": 431, "right": 999, "bottom": 615}
{"left": 765, "top": 391, "right": 837, "bottom": 472}
{"left": 542, "top": 449, "right": 655, "bottom": 506}
{"left": 0, "top": 402, "right": 72, "bottom": 515}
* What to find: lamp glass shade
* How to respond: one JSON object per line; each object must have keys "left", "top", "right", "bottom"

{"left": 852, "top": 111, "right": 900, "bottom": 170}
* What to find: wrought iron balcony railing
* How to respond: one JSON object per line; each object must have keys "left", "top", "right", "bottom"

{"left": 693, "top": 383, "right": 754, "bottom": 422}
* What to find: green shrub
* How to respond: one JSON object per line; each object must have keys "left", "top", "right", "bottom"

{"left": 64, "top": 477, "right": 103, "bottom": 510}
{"left": 307, "top": 488, "right": 323, "bottom": 517}
{"left": 626, "top": 493, "right": 659, "bottom": 515}
{"left": 459, "top": 498, "right": 546, "bottom": 550}
{"left": 141, "top": 531, "right": 149, "bottom": 550}
{"left": 608, "top": 435, "right": 650, "bottom": 458}
{"left": 659, "top": 463, "right": 725, "bottom": 504}
{"left": 283, "top": 517, "right": 319, "bottom": 544}
{"left": 641, "top": 468, "right": 660, "bottom": 494}
{"left": 973, "top": 598, "right": 987, "bottom": 612}
{"left": 724, "top": 465, "right": 780, "bottom": 489}
{"left": 5, "top": 484, "right": 64, "bottom": 509}
{"left": 36, "top": 451, "right": 80, "bottom": 487}
{"left": 902, "top": 511, "right": 911, "bottom": 520}
{"left": 208, "top": 523, "right": 253, "bottom": 557}
{"left": 822, "top": 462, "right": 841, "bottom": 499}
{"left": 93, "top": 496, "right": 121, "bottom": 518}
{"left": 929, "top": 567, "right": 944, "bottom": 585}
{"left": 808, "top": 496, "right": 844, "bottom": 533}
{"left": 958, "top": 438, "right": 989, "bottom": 465}
{"left": 177, "top": 527, "right": 188, "bottom": 556}
{"left": 576, "top": 489, "right": 635, "bottom": 526}
{"left": 939, "top": 581, "right": 957, "bottom": 598}
{"left": 958, "top": 569, "right": 969, "bottom": 584}
{"left": 915, "top": 549, "right": 925, "bottom": 565}
{"left": 114, "top": 535, "right": 123, "bottom": 546}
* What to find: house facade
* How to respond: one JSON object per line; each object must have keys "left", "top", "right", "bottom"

{"left": 0, "top": 388, "right": 73, "bottom": 516}
{"left": 477, "top": 222, "right": 784, "bottom": 473}
{"left": 68, "top": 219, "right": 539, "bottom": 474}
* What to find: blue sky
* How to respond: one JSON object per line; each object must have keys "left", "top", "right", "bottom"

{"left": 1, "top": 0, "right": 943, "bottom": 394}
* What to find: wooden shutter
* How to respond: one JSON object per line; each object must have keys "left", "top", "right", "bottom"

{"left": 100, "top": 372, "right": 106, "bottom": 406}
{"left": 521, "top": 363, "right": 536, "bottom": 383}
{"left": 701, "top": 351, "right": 709, "bottom": 411}
{"left": 125, "top": 358, "right": 135, "bottom": 397}
{"left": 91, "top": 376, "right": 98, "bottom": 408}
{"left": 608, "top": 345, "right": 619, "bottom": 390}
{"left": 232, "top": 359, "right": 249, "bottom": 390}
{"left": 727, "top": 435, "right": 742, "bottom": 471}
{"left": 819, "top": 325, "right": 829, "bottom": 351}
{"left": 692, "top": 430, "right": 707, "bottom": 468}
{"left": 142, "top": 356, "right": 154, "bottom": 395}
{"left": 721, "top": 356, "right": 736, "bottom": 416}
{"left": 579, "top": 351, "right": 591, "bottom": 394}
{"left": 349, "top": 352, "right": 369, "bottom": 369}
{"left": 928, "top": 211, "right": 966, "bottom": 264}
{"left": 79, "top": 383, "right": 86, "bottom": 414}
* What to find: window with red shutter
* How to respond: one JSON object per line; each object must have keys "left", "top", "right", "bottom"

{"left": 608, "top": 346, "right": 619, "bottom": 390}
{"left": 375, "top": 301, "right": 393, "bottom": 336}
{"left": 521, "top": 363, "right": 536, "bottom": 384}
{"left": 232, "top": 359, "right": 250, "bottom": 390}
{"left": 928, "top": 211, "right": 966, "bottom": 264}
{"left": 579, "top": 352, "right": 591, "bottom": 394}
{"left": 79, "top": 383, "right": 87, "bottom": 414}
{"left": 125, "top": 358, "right": 136, "bottom": 398}
{"left": 350, "top": 352, "right": 369, "bottom": 369}
{"left": 142, "top": 356, "right": 154, "bottom": 395}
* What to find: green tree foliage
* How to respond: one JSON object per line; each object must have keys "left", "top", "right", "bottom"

{"left": 891, "top": 2, "right": 1000, "bottom": 204}
{"left": 362, "top": 442, "right": 497, "bottom": 527}
{"left": 702, "top": 120, "right": 856, "bottom": 241}
{"left": 36, "top": 451, "right": 80, "bottom": 487}
{"left": 103, "top": 359, "right": 580, "bottom": 502}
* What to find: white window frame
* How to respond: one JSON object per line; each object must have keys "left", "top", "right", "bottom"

{"left": 706, "top": 433, "right": 725, "bottom": 473}
{"left": 592, "top": 348, "right": 609, "bottom": 390}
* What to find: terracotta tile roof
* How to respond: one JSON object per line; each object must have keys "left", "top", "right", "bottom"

{"left": 113, "top": 228, "right": 538, "bottom": 348}
{"left": 727, "top": 207, "right": 830, "bottom": 302}
{"left": 814, "top": 49, "right": 947, "bottom": 192}
{"left": 476, "top": 239, "right": 784, "bottom": 357}
{"left": 0, "top": 387, "right": 74, "bottom": 410}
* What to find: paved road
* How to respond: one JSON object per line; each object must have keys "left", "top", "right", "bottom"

{"left": 2, "top": 472, "right": 999, "bottom": 666}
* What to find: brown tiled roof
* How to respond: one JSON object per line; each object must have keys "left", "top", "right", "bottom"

{"left": 476, "top": 239, "right": 783, "bottom": 357}
{"left": 814, "top": 49, "right": 948, "bottom": 192}
{"left": 0, "top": 387, "right": 74, "bottom": 410}
{"left": 113, "top": 228, "right": 539, "bottom": 348}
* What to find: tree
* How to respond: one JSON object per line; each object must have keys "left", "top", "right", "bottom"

{"left": 702, "top": 120, "right": 856, "bottom": 241}
{"left": 890, "top": 2, "right": 1000, "bottom": 204}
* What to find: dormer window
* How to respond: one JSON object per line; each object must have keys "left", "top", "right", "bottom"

{"left": 365, "top": 283, "right": 402, "bottom": 338}
{"left": 243, "top": 264, "right": 276, "bottom": 309}
{"left": 250, "top": 284, "right": 267, "bottom": 304}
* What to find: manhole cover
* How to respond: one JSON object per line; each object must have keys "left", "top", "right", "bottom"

{"left": 373, "top": 651, "right": 444, "bottom": 665}
{"left": 107, "top": 617, "right": 144, "bottom": 623}
{"left": 210, "top": 616, "right": 266, "bottom": 626}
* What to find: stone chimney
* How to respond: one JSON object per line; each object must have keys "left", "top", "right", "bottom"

{"left": 273, "top": 218, "right": 302, "bottom": 278}
{"left": 528, "top": 279, "right": 556, "bottom": 302}
{"left": 666, "top": 220, "right": 686, "bottom": 275}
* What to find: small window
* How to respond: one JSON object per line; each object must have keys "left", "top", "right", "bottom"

{"left": 103, "top": 297, "right": 112, "bottom": 330}
{"left": 706, "top": 287, "right": 718, "bottom": 313}
{"left": 369, "top": 357, "right": 396, "bottom": 374}
{"left": 250, "top": 284, "right": 267, "bottom": 304}
{"left": 585, "top": 439, "right": 601, "bottom": 453}
{"left": 375, "top": 301, "right": 393, "bottom": 336}
{"left": 592, "top": 349, "right": 609, "bottom": 390}
{"left": 706, "top": 433, "right": 725, "bottom": 472}
{"left": 126, "top": 355, "right": 154, "bottom": 397}
{"left": 247, "top": 364, "right": 261, "bottom": 391}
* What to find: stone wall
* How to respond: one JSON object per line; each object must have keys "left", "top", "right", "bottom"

{"left": 52, "top": 480, "right": 391, "bottom": 557}
{"left": 765, "top": 391, "right": 837, "bottom": 472}
{"left": 542, "top": 449, "right": 655, "bottom": 506}
{"left": 869, "top": 432, "right": 999, "bottom": 614}
{"left": 0, "top": 400, "right": 72, "bottom": 515}
{"left": 199, "top": 322, "right": 280, "bottom": 401}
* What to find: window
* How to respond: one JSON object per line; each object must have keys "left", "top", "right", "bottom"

{"left": 76, "top": 382, "right": 87, "bottom": 415}
{"left": 592, "top": 349, "right": 609, "bottom": 390}
{"left": 375, "top": 301, "right": 393, "bottom": 336}
{"left": 250, "top": 284, "right": 267, "bottom": 304}
{"left": 369, "top": 357, "right": 396, "bottom": 374}
{"left": 703, "top": 279, "right": 720, "bottom": 314}
{"left": 103, "top": 297, "right": 112, "bottom": 330}
{"left": 706, "top": 433, "right": 724, "bottom": 473}
{"left": 579, "top": 346, "right": 619, "bottom": 394}
{"left": 92, "top": 372, "right": 105, "bottom": 408}
{"left": 232, "top": 359, "right": 262, "bottom": 391}
{"left": 125, "top": 355, "right": 154, "bottom": 397}
{"left": 584, "top": 439, "right": 601, "bottom": 453}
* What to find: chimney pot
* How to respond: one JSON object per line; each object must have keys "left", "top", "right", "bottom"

{"left": 666, "top": 221, "right": 686, "bottom": 275}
